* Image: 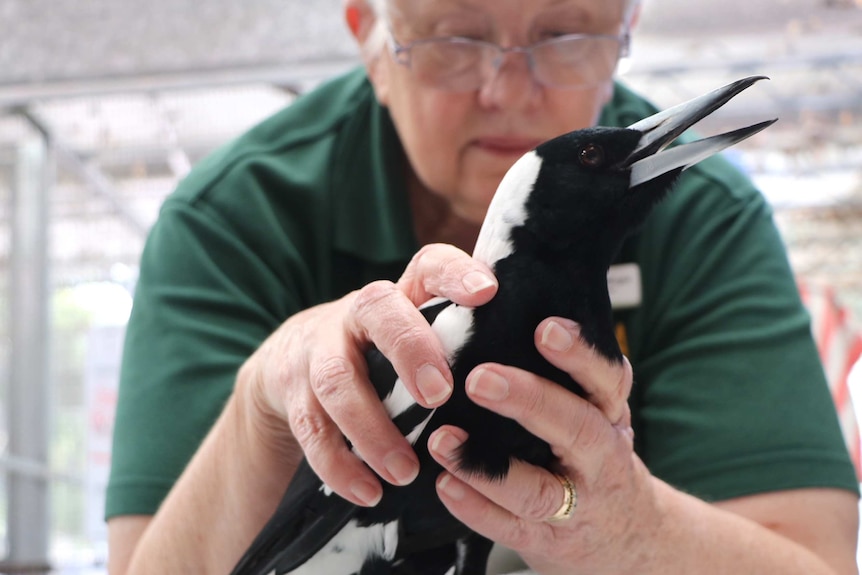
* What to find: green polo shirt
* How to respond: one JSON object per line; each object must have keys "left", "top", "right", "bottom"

{"left": 106, "top": 67, "right": 858, "bottom": 520}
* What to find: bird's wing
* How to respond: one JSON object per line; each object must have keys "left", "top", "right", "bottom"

{"left": 230, "top": 459, "right": 358, "bottom": 575}
{"left": 231, "top": 297, "right": 461, "bottom": 575}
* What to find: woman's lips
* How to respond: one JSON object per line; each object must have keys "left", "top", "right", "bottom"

{"left": 472, "top": 136, "right": 544, "bottom": 156}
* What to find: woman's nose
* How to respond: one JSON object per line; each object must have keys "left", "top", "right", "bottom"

{"left": 478, "top": 50, "right": 541, "bottom": 110}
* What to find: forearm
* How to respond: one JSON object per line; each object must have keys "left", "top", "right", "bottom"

{"left": 126, "top": 363, "right": 303, "bottom": 574}
{"left": 640, "top": 479, "right": 847, "bottom": 575}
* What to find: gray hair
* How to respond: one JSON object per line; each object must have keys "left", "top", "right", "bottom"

{"left": 361, "top": 0, "right": 642, "bottom": 60}
{"left": 367, "top": 0, "right": 388, "bottom": 14}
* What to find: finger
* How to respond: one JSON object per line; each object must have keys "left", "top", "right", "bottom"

{"left": 436, "top": 471, "right": 544, "bottom": 551}
{"left": 257, "top": 312, "right": 382, "bottom": 503}
{"left": 347, "top": 280, "right": 455, "bottom": 407}
{"left": 429, "top": 427, "right": 573, "bottom": 523}
{"left": 534, "top": 318, "right": 633, "bottom": 426}
{"left": 464, "top": 364, "right": 620, "bottom": 473}
{"left": 398, "top": 243, "right": 498, "bottom": 307}
{"left": 433, "top": 469, "right": 549, "bottom": 554}
{"left": 303, "top": 326, "right": 421, "bottom": 491}
{"left": 286, "top": 376, "right": 386, "bottom": 507}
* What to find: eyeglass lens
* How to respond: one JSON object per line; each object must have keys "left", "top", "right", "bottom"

{"left": 402, "top": 36, "right": 623, "bottom": 91}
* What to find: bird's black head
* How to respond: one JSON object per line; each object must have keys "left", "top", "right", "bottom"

{"left": 525, "top": 126, "right": 666, "bottom": 261}
{"left": 478, "top": 76, "right": 777, "bottom": 269}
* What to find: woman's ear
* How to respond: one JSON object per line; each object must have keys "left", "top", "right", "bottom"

{"left": 344, "top": 0, "right": 375, "bottom": 45}
{"left": 344, "top": 0, "right": 390, "bottom": 106}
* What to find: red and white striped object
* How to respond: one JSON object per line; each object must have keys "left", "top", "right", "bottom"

{"left": 799, "top": 281, "right": 862, "bottom": 478}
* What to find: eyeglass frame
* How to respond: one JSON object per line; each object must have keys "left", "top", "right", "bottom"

{"left": 386, "top": 28, "right": 632, "bottom": 91}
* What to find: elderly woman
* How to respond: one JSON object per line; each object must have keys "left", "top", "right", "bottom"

{"left": 106, "top": 0, "right": 859, "bottom": 573}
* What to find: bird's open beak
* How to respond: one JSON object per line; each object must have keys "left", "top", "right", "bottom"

{"left": 625, "top": 76, "right": 777, "bottom": 188}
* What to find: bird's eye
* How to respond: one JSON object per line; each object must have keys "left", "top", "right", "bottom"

{"left": 579, "top": 144, "right": 605, "bottom": 168}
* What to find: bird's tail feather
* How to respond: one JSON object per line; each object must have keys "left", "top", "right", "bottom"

{"left": 230, "top": 459, "right": 359, "bottom": 575}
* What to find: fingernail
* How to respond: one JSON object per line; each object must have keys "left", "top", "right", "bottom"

{"left": 467, "top": 368, "right": 509, "bottom": 401}
{"left": 438, "top": 474, "right": 465, "bottom": 501}
{"left": 462, "top": 271, "right": 496, "bottom": 294}
{"left": 416, "top": 364, "right": 452, "bottom": 406}
{"left": 541, "top": 320, "right": 574, "bottom": 352}
{"left": 384, "top": 451, "right": 419, "bottom": 486}
{"left": 430, "top": 429, "right": 463, "bottom": 461}
{"left": 350, "top": 479, "right": 382, "bottom": 507}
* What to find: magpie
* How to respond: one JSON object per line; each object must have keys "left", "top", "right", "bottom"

{"left": 231, "top": 76, "right": 776, "bottom": 575}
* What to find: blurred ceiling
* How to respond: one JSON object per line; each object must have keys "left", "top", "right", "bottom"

{"left": 2, "top": 0, "right": 859, "bottom": 195}
{"left": 1, "top": 0, "right": 861, "bottom": 101}
{"left": 0, "top": 0, "right": 860, "bottom": 313}
{"left": 2, "top": 0, "right": 860, "bottom": 146}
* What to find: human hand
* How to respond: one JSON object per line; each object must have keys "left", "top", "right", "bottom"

{"left": 427, "top": 317, "right": 662, "bottom": 575}
{"left": 240, "top": 243, "right": 499, "bottom": 508}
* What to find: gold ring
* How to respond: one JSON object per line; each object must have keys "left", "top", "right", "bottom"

{"left": 546, "top": 473, "right": 577, "bottom": 523}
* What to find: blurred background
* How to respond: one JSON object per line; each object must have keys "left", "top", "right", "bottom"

{"left": 0, "top": 0, "right": 860, "bottom": 572}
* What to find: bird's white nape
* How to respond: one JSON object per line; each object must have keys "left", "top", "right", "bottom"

{"left": 472, "top": 151, "right": 542, "bottom": 267}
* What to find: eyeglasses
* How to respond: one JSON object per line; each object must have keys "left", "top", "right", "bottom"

{"left": 388, "top": 31, "right": 630, "bottom": 92}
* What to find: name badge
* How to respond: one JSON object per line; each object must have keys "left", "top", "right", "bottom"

{"left": 608, "top": 263, "right": 642, "bottom": 309}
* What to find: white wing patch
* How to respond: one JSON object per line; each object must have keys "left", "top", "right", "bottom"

{"left": 472, "top": 151, "right": 541, "bottom": 267}
{"left": 382, "top": 296, "right": 465, "bottom": 422}
{"left": 404, "top": 410, "right": 435, "bottom": 445}
{"left": 287, "top": 519, "right": 399, "bottom": 575}
{"left": 380, "top": 302, "right": 475, "bottom": 448}
{"left": 384, "top": 379, "right": 437, "bottom": 446}
{"left": 432, "top": 303, "right": 475, "bottom": 361}
{"left": 419, "top": 296, "right": 450, "bottom": 310}
{"left": 383, "top": 380, "right": 416, "bottom": 420}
